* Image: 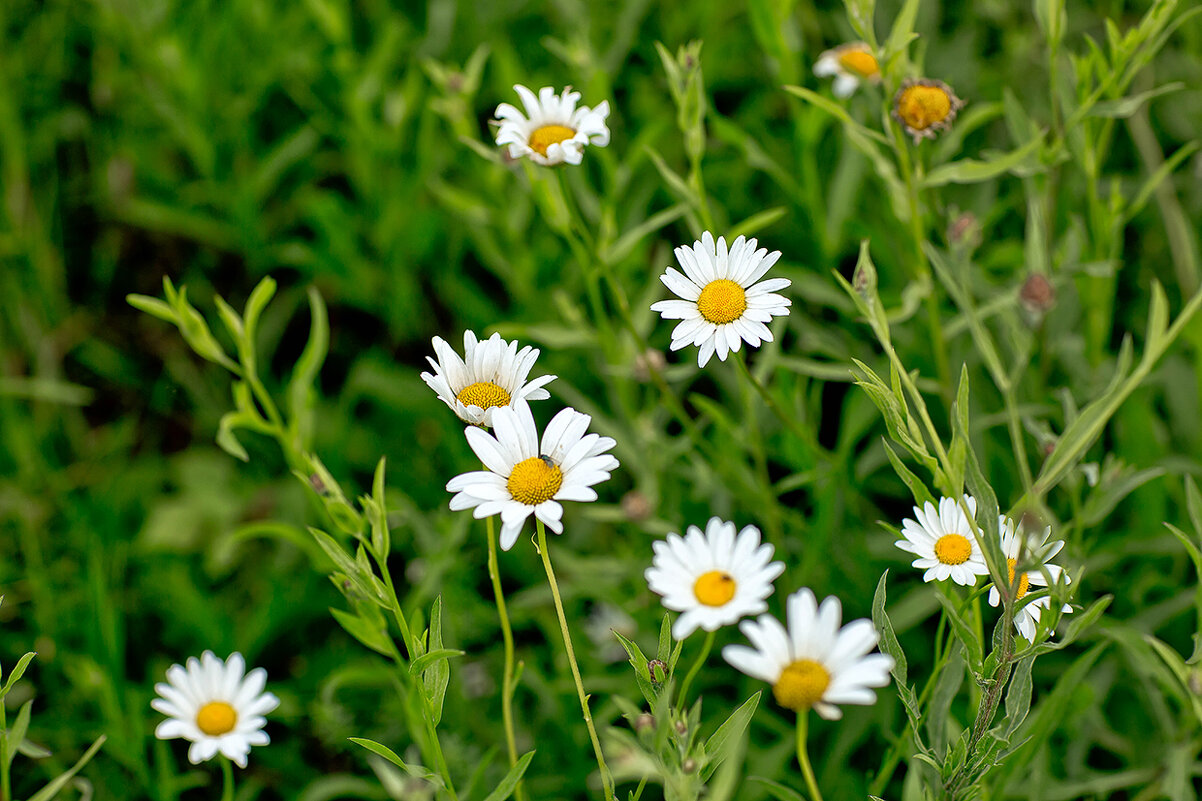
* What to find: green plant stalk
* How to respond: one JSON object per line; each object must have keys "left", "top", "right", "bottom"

{"left": 676, "top": 629, "right": 716, "bottom": 710}
{"left": 220, "top": 756, "right": 234, "bottom": 801}
{"left": 795, "top": 711, "right": 824, "bottom": 801}
{"left": 1, "top": 695, "right": 9, "bottom": 801}
{"left": 732, "top": 349, "right": 818, "bottom": 448}
{"left": 535, "top": 520, "right": 616, "bottom": 801}
{"left": 485, "top": 514, "right": 525, "bottom": 801}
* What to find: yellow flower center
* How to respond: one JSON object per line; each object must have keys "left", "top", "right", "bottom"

{"left": 772, "top": 659, "right": 831, "bottom": 711}
{"left": 896, "top": 85, "right": 953, "bottom": 130}
{"left": 1006, "top": 558, "right": 1030, "bottom": 600}
{"left": 528, "top": 124, "right": 576, "bottom": 157}
{"left": 838, "top": 49, "right": 879, "bottom": 79}
{"left": 693, "top": 570, "right": 737, "bottom": 607}
{"left": 934, "top": 533, "right": 973, "bottom": 565}
{"left": 456, "top": 381, "right": 511, "bottom": 411}
{"left": 507, "top": 456, "right": 563, "bottom": 505}
{"left": 196, "top": 701, "right": 237, "bottom": 736}
{"left": 696, "top": 279, "right": 747, "bottom": 324}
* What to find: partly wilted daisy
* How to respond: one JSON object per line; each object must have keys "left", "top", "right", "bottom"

{"left": 723, "top": 589, "right": 893, "bottom": 719}
{"left": 988, "top": 516, "right": 1073, "bottom": 642}
{"left": 894, "top": 494, "right": 990, "bottom": 586}
{"left": 645, "top": 517, "right": 786, "bottom": 640}
{"left": 813, "top": 42, "right": 881, "bottom": 98}
{"left": 421, "top": 331, "right": 556, "bottom": 428}
{"left": 152, "top": 651, "right": 280, "bottom": 768}
{"left": 494, "top": 84, "right": 610, "bottom": 166}
{"left": 650, "top": 232, "right": 791, "bottom": 368}
{"left": 446, "top": 403, "right": 618, "bottom": 550}
{"left": 892, "top": 79, "right": 965, "bottom": 143}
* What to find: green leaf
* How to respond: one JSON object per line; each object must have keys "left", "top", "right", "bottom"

{"left": 2, "top": 699, "right": 33, "bottom": 773}
{"left": 729, "top": 206, "right": 787, "bottom": 239}
{"left": 699, "top": 691, "right": 760, "bottom": 782}
{"left": 933, "top": 593, "right": 983, "bottom": 673}
{"left": 288, "top": 287, "right": 331, "bottom": 450}
{"left": 348, "top": 738, "right": 444, "bottom": 787}
{"left": 1001, "top": 655, "right": 1035, "bottom": 737}
{"left": 883, "top": 441, "right": 937, "bottom": 507}
{"left": 27, "top": 735, "right": 106, "bottom": 801}
{"left": 920, "top": 136, "right": 1044, "bottom": 188}
{"left": 330, "top": 608, "right": 393, "bottom": 657}
{"left": 126, "top": 293, "right": 176, "bottom": 323}
{"left": 844, "top": 0, "right": 878, "bottom": 48}
{"left": 243, "top": 276, "right": 278, "bottom": 343}
{"left": 746, "top": 776, "right": 807, "bottom": 801}
{"left": 408, "top": 648, "right": 465, "bottom": 679}
{"left": 481, "top": 750, "right": 536, "bottom": 801}
{"left": 422, "top": 597, "right": 453, "bottom": 726}
{"left": 1088, "top": 82, "right": 1184, "bottom": 118}
{"left": 883, "top": 0, "right": 920, "bottom": 63}
{"left": 1, "top": 651, "right": 36, "bottom": 698}
{"left": 871, "top": 572, "right": 913, "bottom": 693}
{"left": 613, "top": 629, "right": 658, "bottom": 705}
{"left": 782, "top": 86, "right": 891, "bottom": 146}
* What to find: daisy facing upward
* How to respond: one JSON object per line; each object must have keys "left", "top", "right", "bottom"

{"left": 494, "top": 84, "right": 610, "bottom": 166}
{"left": 894, "top": 494, "right": 990, "bottom": 586}
{"left": 651, "top": 232, "right": 792, "bottom": 368}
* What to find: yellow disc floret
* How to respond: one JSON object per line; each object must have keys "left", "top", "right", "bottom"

{"left": 693, "top": 570, "right": 737, "bottom": 607}
{"left": 507, "top": 456, "right": 564, "bottom": 505}
{"left": 528, "top": 125, "right": 576, "bottom": 157}
{"left": 1006, "top": 558, "right": 1030, "bottom": 600}
{"left": 456, "top": 381, "right": 511, "bottom": 411}
{"left": 897, "top": 85, "right": 952, "bottom": 130}
{"left": 772, "top": 659, "right": 831, "bottom": 711}
{"left": 196, "top": 701, "right": 238, "bottom": 736}
{"left": 934, "top": 533, "right": 973, "bottom": 565}
{"left": 838, "top": 48, "right": 880, "bottom": 79}
{"left": 696, "top": 279, "right": 747, "bottom": 324}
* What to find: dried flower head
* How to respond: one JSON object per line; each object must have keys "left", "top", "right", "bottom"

{"left": 892, "top": 79, "right": 964, "bottom": 143}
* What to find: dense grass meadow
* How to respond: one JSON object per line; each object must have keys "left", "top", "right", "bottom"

{"left": 4, "top": 0, "right": 1202, "bottom": 798}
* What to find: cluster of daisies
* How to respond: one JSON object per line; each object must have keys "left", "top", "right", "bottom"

{"left": 896, "top": 495, "right": 1072, "bottom": 642}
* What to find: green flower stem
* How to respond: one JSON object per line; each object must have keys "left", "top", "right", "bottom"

{"left": 485, "top": 514, "right": 526, "bottom": 801}
{"left": 535, "top": 520, "right": 616, "bottom": 801}
{"left": 675, "top": 629, "right": 716, "bottom": 710}
{"left": 1, "top": 696, "right": 10, "bottom": 801}
{"left": 795, "top": 711, "right": 824, "bottom": 801}
{"left": 220, "top": 756, "right": 234, "bottom": 801}
{"left": 731, "top": 350, "right": 817, "bottom": 449}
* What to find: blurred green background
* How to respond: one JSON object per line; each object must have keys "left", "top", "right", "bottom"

{"left": 2, "top": 0, "right": 1201, "bottom": 798}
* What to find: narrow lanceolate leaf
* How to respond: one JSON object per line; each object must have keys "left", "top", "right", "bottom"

{"left": 481, "top": 750, "right": 536, "bottom": 801}
{"left": 348, "top": 738, "right": 445, "bottom": 787}
{"left": 330, "top": 607, "right": 393, "bottom": 657}
{"left": 422, "top": 596, "right": 453, "bottom": 726}
{"left": 699, "top": 691, "right": 760, "bottom": 782}
{"left": 921, "top": 136, "right": 1044, "bottom": 188}
{"left": 1, "top": 652, "right": 37, "bottom": 698}
{"left": 27, "top": 735, "right": 107, "bottom": 801}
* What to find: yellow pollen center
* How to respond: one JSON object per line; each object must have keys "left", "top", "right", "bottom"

{"left": 897, "top": 85, "right": 953, "bottom": 130}
{"left": 528, "top": 124, "right": 576, "bottom": 157}
{"left": 696, "top": 279, "right": 747, "bottom": 324}
{"left": 693, "top": 570, "right": 737, "bottom": 607}
{"left": 772, "top": 659, "right": 831, "bottom": 711}
{"left": 456, "top": 381, "right": 511, "bottom": 411}
{"left": 934, "top": 533, "right": 973, "bottom": 565}
{"left": 1006, "top": 558, "right": 1030, "bottom": 599}
{"left": 507, "top": 456, "right": 564, "bottom": 505}
{"left": 838, "top": 49, "right": 880, "bottom": 78}
{"left": 196, "top": 701, "right": 237, "bottom": 736}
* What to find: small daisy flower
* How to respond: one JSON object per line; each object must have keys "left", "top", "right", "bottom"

{"left": 813, "top": 42, "right": 881, "bottom": 98}
{"left": 723, "top": 589, "right": 893, "bottom": 720}
{"left": 645, "top": 517, "right": 786, "bottom": 641}
{"left": 446, "top": 403, "right": 618, "bottom": 550}
{"left": 894, "top": 495, "right": 990, "bottom": 586}
{"left": 421, "top": 331, "right": 556, "bottom": 428}
{"left": 650, "top": 232, "right": 792, "bottom": 368}
{"left": 152, "top": 651, "right": 280, "bottom": 768}
{"left": 494, "top": 84, "right": 610, "bottom": 166}
{"left": 988, "top": 517, "right": 1072, "bottom": 642}
{"left": 892, "top": 79, "right": 965, "bottom": 143}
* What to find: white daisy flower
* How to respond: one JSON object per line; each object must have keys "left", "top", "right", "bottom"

{"left": 894, "top": 494, "right": 990, "bottom": 586}
{"left": 420, "top": 331, "right": 556, "bottom": 428}
{"left": 988, "top": 516, "right": 1073, "bottom": 642}
{"left": 813, "top": 42, "right": 882, "bottom": 98}
{"left": 446, "top": 403, "right": 618, "bottom": 550}
{"left": 650, "top": 232, "right": 792, "bottom": 368}
{"left": 152, "top": 651, "right": 280, "bottom": 768}
{"left": 645, "top": 517, "right": 786, "bottom": 641}
{"left": 723, "top": 589, "right": 893, "bottom": 720}
{"left": 494, "top": 84, "right": 610, "bottom": 166}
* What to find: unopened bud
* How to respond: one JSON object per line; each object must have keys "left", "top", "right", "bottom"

{"left": 622, "top": 491, "right": 653, "bottom": 522}
{"left": 635, "top": 713, "right": 655, "bottom": 732}
{"left": 1019, "top": 274, "right": 1055, "bottom": 315}
{"left": 309, "top": 473, "right": 328, "bottom": 495}
{"left": 648, "top": 659, "right": 668, "bottom": 684}
{"left": 675, "top": 719, "right": 688, "bottom": 736}
{"left": 682, "top": 758, "right": 697, "bottom": 774}
{"left": 446, "top": 72, "right": 464, "bottom": 93}
{"left": 947, "top": 211, "right": 981, "bottom": 250}
{"left": 632, "top": 349, "right": 667, "bottom": 382}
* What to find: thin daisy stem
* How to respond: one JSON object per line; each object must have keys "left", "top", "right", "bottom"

{"left": 485, "top": 514, "right": 525, "bottom": 800}
{"left": 219, "top": 756, "right": 235, "bottom": 801}
{"left": 676, "top": 629, "right": 716, "bottom": 710}
{"left": 535, "top": 520, "right": 616, "bottom": 801}
{"left": 731, "top": 349, "right": 816, "bottom": 448}
{"left": 0, "top": 697, "right": 9, "bottom": 801}
{"left": 795, "top": 711, "right": 825, "bottom": 801}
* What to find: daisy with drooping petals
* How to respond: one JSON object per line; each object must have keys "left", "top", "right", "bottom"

{"left": 813, "top": 42, "right": 881, "bottom": 98}
{"left": 446, "top": 403, "right": 618, "bottom": 550}
{"left": 988, "top": 516, "right": 1073, "bottom": 642}
{"left": 152, "top": 651, "right": 280, "bottom": 768}
{"left": 651, "top": 232, "right": 792, "bottom": 368}
{"left": 892, "top": 78, "right": 965, "bottom": 143}
{"left": 645, "top": 517, "right": 785, "bottom": 640}
{"left": 494, "top": 84, "right": 611, "bottom": 166}
{"left": 894, "top": 494, "right": 990, "bottom": 586}
{"left": 421, "top": 331, "right": 556, "bottom": 428}
{"left": 723, "top": 588, "right": 893, "bottom": 720}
